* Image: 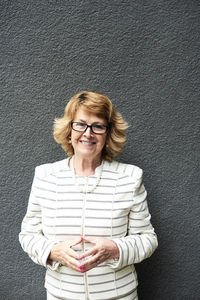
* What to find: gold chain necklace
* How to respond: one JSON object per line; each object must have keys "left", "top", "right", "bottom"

{"left": 71, "top": 156, "right": 104, "bottom": 194}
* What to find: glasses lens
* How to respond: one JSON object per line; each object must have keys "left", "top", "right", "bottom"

{"left": 72, "top": 122, "right": 87, "bottom": 131}
{"left": 92, "top": 125, "right": 107, "bottom": 134}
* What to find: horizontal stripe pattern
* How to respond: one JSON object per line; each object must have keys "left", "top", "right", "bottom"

{"left": 19, "top": 157, "right": 157, "bottom": 300}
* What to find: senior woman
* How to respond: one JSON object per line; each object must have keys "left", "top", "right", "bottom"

{"left": 19, "top": 91, "right": 158, "bottom": 300}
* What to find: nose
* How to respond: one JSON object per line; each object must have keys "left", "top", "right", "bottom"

{"left": 83, "top": 126, "right": 93, "bottom": 137}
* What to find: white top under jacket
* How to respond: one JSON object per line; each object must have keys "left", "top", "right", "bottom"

{"left": 19, "top": 157, "right": 158, "bottom": 300}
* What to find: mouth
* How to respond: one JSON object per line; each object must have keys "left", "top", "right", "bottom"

{"left": 80, "top": 140, "right": 96, "bottom": 145}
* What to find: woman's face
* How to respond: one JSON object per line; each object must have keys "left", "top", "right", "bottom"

{"left": 71, "top": 108, "right": 107, "bottom": 162}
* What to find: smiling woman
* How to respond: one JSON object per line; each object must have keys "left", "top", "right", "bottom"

{"left": 70, "top": 109, "right": 108, "bottom": 174}
{"left": 19, "top": 91, "right": 158, "bottom": 300}
{"left": 53, "top": 91, "right": 128, "bottom": 162}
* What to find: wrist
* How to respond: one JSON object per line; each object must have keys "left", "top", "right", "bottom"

{"left": 111, "top": 240, "right": 120, "bottom": 259}
{"left": 48, "top": 243, "right": 58, "bottom": 261}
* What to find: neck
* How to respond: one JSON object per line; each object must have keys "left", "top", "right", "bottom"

{"left": 71, "top": 155, "right": 102, "bottom": 176}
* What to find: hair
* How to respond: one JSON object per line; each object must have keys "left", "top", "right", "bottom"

{"left": 53, "top": 91, "right": 128, "bottom": 162}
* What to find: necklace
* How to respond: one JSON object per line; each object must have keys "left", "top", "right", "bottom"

{"left": 71, "top": 156, "right": 104, "bottom": 194}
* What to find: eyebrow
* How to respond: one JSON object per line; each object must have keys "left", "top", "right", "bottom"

{"left": 76, "top": 119, "right": 106, "bottom": 125}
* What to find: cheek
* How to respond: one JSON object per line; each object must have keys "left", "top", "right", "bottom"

{"left": 99, "top": 135, "right": 107, "bottom": 149}
{"left": 71, "top": 131, "right": 80, "bottom": 146}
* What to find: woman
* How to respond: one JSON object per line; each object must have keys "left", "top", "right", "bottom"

{"left": 19, "top": 91, "right": 158, "bottom": 300}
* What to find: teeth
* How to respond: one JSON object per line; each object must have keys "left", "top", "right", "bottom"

{"left": 81, "top": 141, "right": 94, "bottom": 144}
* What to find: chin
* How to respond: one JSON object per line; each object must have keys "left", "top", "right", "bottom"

{"left": 77, "top": 149, "right": 95, "bottom": 156}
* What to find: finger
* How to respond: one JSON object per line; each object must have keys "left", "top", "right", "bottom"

{"left": 78, "top": 236, "right": 98, "bottom": 260}
{"left": 69, "top": 236, "right": 83, "bottom": 247}
{"left": 85, "top": 253, "right": 100, "bottom": 266}
{"left": 61, "top": 254, "right": 80, "bottom": 269}
{"left": 65, "top": 260, "right": 80, "bottom": 272}
{"left": 65, "top": 246, "right": 80, "bottom": 259}
{"left": 65, "top": 237, "right": 83, "bottom": 259}
{"left": 80, "top": 254, "right": 101, "bottom": 272}
{"left": 82, "top": 236, "right": 97, "bottom": 244}
{"left": 78, "top": 246, "right": 98, "bottom": 260}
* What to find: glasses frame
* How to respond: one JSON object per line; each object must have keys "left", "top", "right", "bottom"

{"left": 71, "top": 121, "right": 109, "bottom": 135}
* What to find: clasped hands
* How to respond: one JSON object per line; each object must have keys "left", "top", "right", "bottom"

{"left": 48, "top": 236, "right": 119, "bottom": 273}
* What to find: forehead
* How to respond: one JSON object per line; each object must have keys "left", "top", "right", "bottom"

{"left": 74, "top": 108, "right": 106, "bottom": 124}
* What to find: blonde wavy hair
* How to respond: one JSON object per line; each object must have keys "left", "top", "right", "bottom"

{"left": 53, "top": 91, "right": 128, "bottom": 162}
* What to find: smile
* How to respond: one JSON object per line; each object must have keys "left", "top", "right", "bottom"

{"left": 80, "top": 141, "right": 96, "bottom": 145}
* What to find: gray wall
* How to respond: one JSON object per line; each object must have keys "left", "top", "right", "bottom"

{"left": 1, "top": 0, "right": 199, "bottom": 299}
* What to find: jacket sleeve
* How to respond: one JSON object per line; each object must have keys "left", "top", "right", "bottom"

{"left": 18, "top": 167, "right": 59, "bottom": 270}
{"left": 109, "top": 168, "right": 158, "bottom": 269}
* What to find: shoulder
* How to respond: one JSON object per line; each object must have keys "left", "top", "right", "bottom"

{"left": 104, "top": 160, "right": 143, "bottom": 181}
{"left": 35, "top": 158, "right": 69, "bottom": 179}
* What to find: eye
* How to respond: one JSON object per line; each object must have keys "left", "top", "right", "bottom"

{"left": 93, "top": 124, "right": 105, "bottom": 130}
{"left": 76, "top": 122, "right": 86, "bottom": 128}
{"left": 72, "top": 122, "right": 87, "bottom": 131}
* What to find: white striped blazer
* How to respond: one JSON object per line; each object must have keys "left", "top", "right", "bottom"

{"left": 19, "top": 157, "right": 158, "bottom": 300}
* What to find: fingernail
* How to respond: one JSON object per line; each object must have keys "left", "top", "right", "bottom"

{"left": 77, "top": 255, "right": 84, "bottom": 260}
{"left": 78, "top": 267, "right": 86, "bottom": 273}
{"left": 78, "top": 263, "right": 85, "bottom": 269}
{"left": 79, "top": 269, "right": 86, "bottom": 273}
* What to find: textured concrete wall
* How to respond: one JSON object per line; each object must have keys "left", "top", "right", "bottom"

{"left": 1, "top": 0, "right": 199, "bottom": 299}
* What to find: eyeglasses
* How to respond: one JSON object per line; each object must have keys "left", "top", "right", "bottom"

{"left": 71, "top": 122, "right": 108, "bottom": 135}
